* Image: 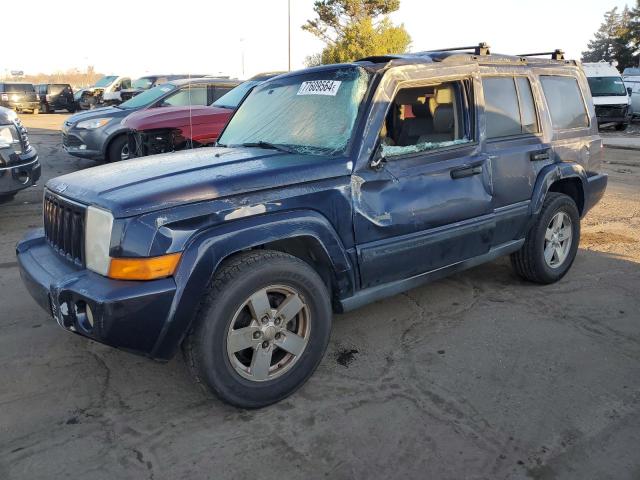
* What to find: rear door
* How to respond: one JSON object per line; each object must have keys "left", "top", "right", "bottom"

{"left": 480, "top": 71, "right": 553, "bottom": 244}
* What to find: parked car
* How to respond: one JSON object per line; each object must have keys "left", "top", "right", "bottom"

{"left": 583, "top": 61, "right": 631, "bottom": 130}
{"left": 77, "top": 75, "right": 132, "bottom": 109}
{"left": 0, "top": 107, "right": 40, "bottom": 201}
{"left": 36, "top": 83, "right": 75, "bottom": 113}
{"left": 125, "top": 72, "right": 282, "bottom": 157}
{"left": 120, "top": 74, "right": 209, "bottom": 102}
{"left": 622, "top": 68, "right": 640, "bottom": 120}
{"left": 16, "top": 44, "right": 607, "bottom": 408}
{"left": 63, "top": 77, "right": 240, "bottom": 162}
{"left": 0, "top": 83, "right": 39, "bottom": 114}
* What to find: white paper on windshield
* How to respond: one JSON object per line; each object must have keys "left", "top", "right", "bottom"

{"left": 297, "top": 80, "right": 342, "bottom": 96}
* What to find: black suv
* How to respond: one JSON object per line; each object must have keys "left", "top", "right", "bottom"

{"left": 17, "top": 45, "right": 607, "bottom": 408}
{"left": 0, "top": 107, "right": 40, "bottom": 201}
{"left": 0, "top": 83, "right": 39, "bottom": 114}
{"left": 62, "top": 77, "right": 240, "bottom": 162}
{"left": 36, "top": 84, "right": 75, "bottom": 113}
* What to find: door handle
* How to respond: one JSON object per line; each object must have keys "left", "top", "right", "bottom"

{"left": 451, "top": 165, "right": 483, "bottom": 179}
{"left": 530, "top": 150, "right": 551, "bottom": 161}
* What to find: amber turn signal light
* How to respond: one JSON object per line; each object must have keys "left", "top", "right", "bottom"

{"left": 108, "top": 253, "right": 182, "bottom": 280}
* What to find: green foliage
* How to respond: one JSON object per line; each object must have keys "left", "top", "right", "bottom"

{"left": 582, "top": 5, "right": 639, "bottom": 69}
{"left": 303, "top": 0, "right": 411, "bottom": 65}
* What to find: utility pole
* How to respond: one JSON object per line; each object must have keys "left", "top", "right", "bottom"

{"left": 288, "top": 0, "right": 291, "bottom": 71}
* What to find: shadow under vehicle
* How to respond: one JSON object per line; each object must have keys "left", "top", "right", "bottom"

{"left": 16, "top": 44, "right": 607, "bottom": 408}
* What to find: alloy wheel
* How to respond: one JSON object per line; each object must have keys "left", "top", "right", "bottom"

{"left": 226, "top": 285, "right": 311, "bottom": 382}
{"left": 544, "top": 211, "right": 573, "bottom": 268}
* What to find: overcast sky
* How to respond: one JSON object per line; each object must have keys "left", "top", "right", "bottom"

{"left": 2, "top": 0, "right": 630, "bottom": 79}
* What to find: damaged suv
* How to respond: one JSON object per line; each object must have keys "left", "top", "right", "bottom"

{"left": 17, "top": 44, "right": 607, "bottom": 408}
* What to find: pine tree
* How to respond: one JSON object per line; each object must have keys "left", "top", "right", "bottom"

{"left": 582, "top": 7, "right": 635, "bottom": 69}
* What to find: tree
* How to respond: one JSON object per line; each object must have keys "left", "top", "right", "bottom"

{"left": 582, "top": 7, "right": 634, "bottom": 69}
{"left": 303, "top": 0, "right": 411, "bottom": 65}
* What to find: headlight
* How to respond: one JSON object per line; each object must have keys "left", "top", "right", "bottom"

{"left": 76, "top": 118, "right": 110, "bottom": 130}
{"left": 85, "top": 206, "right": 114, "bottom": 275}
{"left": 0, "top": 124, "right": 22, "bottom": 153}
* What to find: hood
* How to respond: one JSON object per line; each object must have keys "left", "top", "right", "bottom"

{"left": 46, "top": 147, "right": 352, "bottom": 217}
{"left": 123, "top": 105, "right": 233, "bottom": 130}
{"left": 67, "top": 106, "right": 130, "bottom": 124}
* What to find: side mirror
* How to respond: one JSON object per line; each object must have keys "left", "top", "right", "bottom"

{"left": 369, "top": 144, "right": 386, "bottom": 170}
{"left": 628, "top": 87, "right": 633, "bottom": 96}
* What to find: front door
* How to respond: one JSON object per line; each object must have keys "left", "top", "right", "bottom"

{"left": 353, "top": 76, "right": 494, "bottom": 289}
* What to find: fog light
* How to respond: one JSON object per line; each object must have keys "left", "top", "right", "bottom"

{"left": 16, "top": 171, "right": 29, "bottom": 184}
{"left": 74, "top": 301, "right": 93, "bottom": 331}
{"left": 86, "top": 304, "right": 94, "bottom": 328}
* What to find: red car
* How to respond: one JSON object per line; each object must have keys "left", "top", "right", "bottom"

{"left": 125, "top": 73, "right": 281, "bottom": 157}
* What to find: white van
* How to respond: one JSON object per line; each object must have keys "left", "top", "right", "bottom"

{"left": 622, "top": 67, "right": 640, "bottom": 119}
{"left": 583, "top": 61, "right": 631, "bottom": 130}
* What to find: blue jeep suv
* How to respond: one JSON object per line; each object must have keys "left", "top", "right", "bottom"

{"left": 16, "top": 45, "right": 607, "bottom": 408}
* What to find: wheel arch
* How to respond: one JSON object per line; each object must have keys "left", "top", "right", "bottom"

{"left": 102, "top": 129, "right": 128, "bottom": 159}
{"left": 150, "top": 210, "right": 355, "bottom": 360}
{"left": 531, "top": 163, "right": 587, "bottom": 218}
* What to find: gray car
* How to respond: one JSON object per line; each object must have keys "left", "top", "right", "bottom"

{"left": 62, "top": 77, "right": 240, "bottom": 162}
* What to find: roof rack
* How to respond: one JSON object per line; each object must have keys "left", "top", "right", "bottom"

{"left": 421, "top": 42, "right": 491, "bottom": 56}
{"left": 518, "top": 49, "right": 565, "bottom": 60}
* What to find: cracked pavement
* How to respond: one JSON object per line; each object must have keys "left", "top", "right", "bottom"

{"left": 0, "top": 115, "right": 639, "bottom": 480}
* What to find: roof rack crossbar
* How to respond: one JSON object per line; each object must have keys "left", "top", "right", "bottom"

{"left": 518, "top": 49, "right": 565, "bottom": 60}
{"left": 421, "top": 42, "right": 491, "bottom": 56}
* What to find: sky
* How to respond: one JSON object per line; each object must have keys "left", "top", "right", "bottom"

{"left": 2, "top": 0, "right": 631, "bottom": 79}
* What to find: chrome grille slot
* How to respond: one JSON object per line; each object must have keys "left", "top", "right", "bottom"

{"left": 43, "top": 191, "right": 86, "bottom": 265}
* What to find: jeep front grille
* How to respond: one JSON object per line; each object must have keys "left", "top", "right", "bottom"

{"left": 43, "top": 191, "right": 86, "bottom": 265}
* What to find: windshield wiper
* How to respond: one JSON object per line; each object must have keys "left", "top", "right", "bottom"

{"left": 236, "top": 141, "right": 297, "bottom": 154}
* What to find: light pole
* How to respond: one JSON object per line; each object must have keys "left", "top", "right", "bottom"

{"left": 288, "top": 0, "right": 291, "bottom": 71}
{"left": 240, "top": 38, "right": 245, "bottom": 77}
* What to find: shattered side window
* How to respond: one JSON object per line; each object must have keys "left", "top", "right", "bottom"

{"left": 218, "top": 67, "right": 370, "bottom": 156}
{"left": 379, "top": 80, "right": 473, "bottom": 157}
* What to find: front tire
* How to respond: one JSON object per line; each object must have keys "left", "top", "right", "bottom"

{"left": 184, "top": 250, "right": 332, "bottom": 409}
{"left": 107, "top": 135, "right": 130, "bottom": 162}
{"left": 511, "top": 192, "right": 580, "bottom": 284}
{"left": 615, "top": 123, "right": 627, "bottom": 131}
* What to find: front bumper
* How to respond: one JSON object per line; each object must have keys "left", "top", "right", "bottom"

{"left": 62, "top": 127, "right": 105, "bottom": 159}
{"left": 0, "top": 147, "right": 41, "bottom": 195}
{"left": 16, "top": 230, "right": 177, "bottom": 358}
{"left": 583, "top": 173, "right": 608, "bottom": 216}
{"left": 0, "top": 100, "right": 39, "bottom": 112}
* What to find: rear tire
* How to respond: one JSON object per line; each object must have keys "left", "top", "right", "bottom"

{"left": 183, "top": 250, "right": 332, "bottom": 409}
{"left": 31, "top": 108, "right": 39, "bottom": 115}
{"left": 511, "top": 192, "right": 580, "bottom": 284}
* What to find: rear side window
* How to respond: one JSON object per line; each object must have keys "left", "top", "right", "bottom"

{"left": 540, "top": 76, "right": 589, "bottom": 130}
{"left": 482, "top": 77, "right": 539, "bottom": 138}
